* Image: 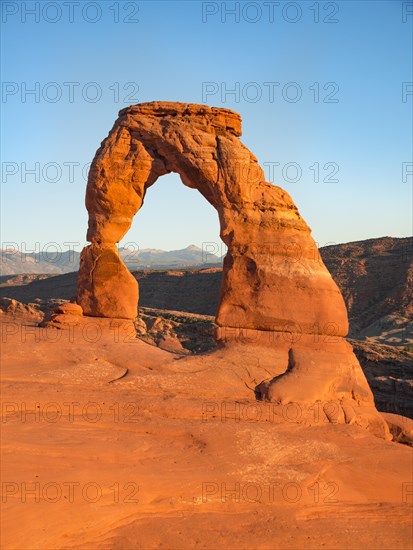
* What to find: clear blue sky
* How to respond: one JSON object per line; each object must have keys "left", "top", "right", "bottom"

{"left": 1, "top": 0, "right": 412, "bottom": 254}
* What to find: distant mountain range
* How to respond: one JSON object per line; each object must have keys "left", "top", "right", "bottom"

{"left": 0, "top": 249, "right": 79, "bottom": 275}
{"left": 0, "top": 245, "right": 223, "bottom": 275}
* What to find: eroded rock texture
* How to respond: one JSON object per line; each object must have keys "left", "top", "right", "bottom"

{"left": 77, "top": 101, "right": 388, "bottom": 437}
{"left": 79, "top": 102, "right": 347, "bottom": 329}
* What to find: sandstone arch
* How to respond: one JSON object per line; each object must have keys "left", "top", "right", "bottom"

{"left": 77, "top": 102, "right": 388, "bottom": 437}
{"left": 78, "top": 102, "right": 348, "bottom": 332}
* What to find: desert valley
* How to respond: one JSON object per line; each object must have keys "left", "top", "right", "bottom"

{"left": 1, "top": 101, "right": 412, "bottom": 549}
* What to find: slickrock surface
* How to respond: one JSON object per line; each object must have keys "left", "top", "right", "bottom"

{"left": 1, "top": 317, "right": 412, "bottom": 549}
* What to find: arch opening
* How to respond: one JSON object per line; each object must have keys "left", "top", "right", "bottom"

{"left": 121, "top": 171, "right": 224, "bottom": 256}
{"left": 117, "top": 171, "right": 225, "bottom": 354}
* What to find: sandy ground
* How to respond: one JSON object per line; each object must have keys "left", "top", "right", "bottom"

{"left": 1, "top": 318, "right": 412, "bottom": 549}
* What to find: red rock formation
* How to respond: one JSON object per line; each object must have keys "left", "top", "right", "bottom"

{"left": 77, "top": 101, "right": 388, "bottom": 437}
{"left": 78, "top": 243, "right": 138, "bottom": 319}
{"left": 39, "top": 301, "right": 83, "bottom": 329}
{"left": 78, "top": 102, "right": 347, "bottom": 330}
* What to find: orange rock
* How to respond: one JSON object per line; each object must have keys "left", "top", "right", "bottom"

{"left": 53, "top": 303, "right": 83, "bottom": 316}
{"left": 77, "top": 243, "right": 138, "bottom": 319}
{"left": 0, "top": 297, "right": 43, "bottom": 321}
{"left": 39, "top": 301, "right": 84, "bottom": 329}
{"left": 79, "top": 102, "right": 346, "bottom": 333}
{"left": 76, "top": 101, "right": 386, "bottom": 436}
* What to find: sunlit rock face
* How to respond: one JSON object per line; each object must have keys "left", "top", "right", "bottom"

{"left": 77, "top": 101, "right": 388, "bottom": 438}
{"left": 78, "top": 102, "right": 347, "bottom": 331}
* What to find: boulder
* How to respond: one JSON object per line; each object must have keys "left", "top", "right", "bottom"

{"left": 77, "top": 243, "right": 138, "bottom": 319}
{"left": 0, "top": 297, "right": 43, "bottom": 321}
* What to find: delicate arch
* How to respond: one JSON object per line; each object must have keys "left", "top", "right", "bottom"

{"left": 77, "top": 101, "right": 348, "bottom": 337}
{"left": 75, "top": 102, "right": 388, "bottom": 438}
